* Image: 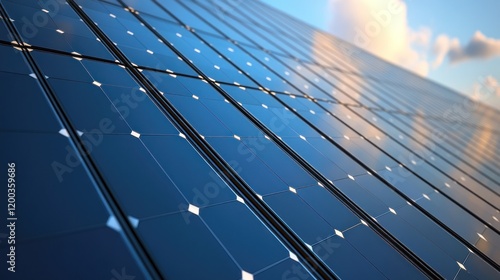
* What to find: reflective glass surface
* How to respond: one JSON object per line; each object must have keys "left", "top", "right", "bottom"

{"left": 1, "top": 0, "right": 499, "bottom": 279}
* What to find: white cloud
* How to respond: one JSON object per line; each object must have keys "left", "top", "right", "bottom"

{"left": 432, "top": 34, "right": 452, "bottom": 68}
{"left": 410, "top": 27, "right": 432, "bottom": 47}
{"left": 432, "top": 31, "right": 500, "bottom": 67}
{"left": 327, "top": 0, "right": 430, "bottom": 76}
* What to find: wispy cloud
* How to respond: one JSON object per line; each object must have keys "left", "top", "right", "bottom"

{"left": 433, "top": 31, "right": 500, "bottom": 67}
{"left": 327, "top": 0, "right": 431, "bottom": 76}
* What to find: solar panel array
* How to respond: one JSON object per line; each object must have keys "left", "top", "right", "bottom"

{"left": 0, "top": 0, "right": 499, "bottom": 279}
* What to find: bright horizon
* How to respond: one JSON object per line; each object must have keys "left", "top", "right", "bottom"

{"left": 261, "top": 0, "right": 500, "bottom": 110}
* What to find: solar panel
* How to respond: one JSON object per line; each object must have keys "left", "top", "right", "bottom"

{"left": 1, "top": 0, "right": 499, "bottom": 279}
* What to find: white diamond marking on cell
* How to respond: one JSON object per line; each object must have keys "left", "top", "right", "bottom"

{"left": 299, "top": 135, "right": 306, "bottom": 141}
{"left": 130, "top": 131, "right": 140, "bottom": 138}
{"left": 457, "top": 262, "right": 466, "bottom": 270}
{"left": 289, "top": 187, "right": 297, "bottom": 194}
{"left": 261, "top": 104, "right": 268, "bottom": 109}
{"left": 348, "top": 174, "right": 355, "bottom": 180}
{"left": 236, "top": 196, "right": 244, "bottom": 204}
{"left": 92, "top": 81, "right": 102, "bottom": 87}
{"left": 29, "top": 73, "right": 37, "bottom": 79}
{"left": 194, "top": 48, "right": 200, "bottom": 53}
{"left": 128, "top": 216, "right": 139, "bottom": 228}
{"left": 58, "top": 128, "right": 69, "bottom": 137}
{"left": 188, "top": 204, "right": 199, "bottom": 215}
{"left": 192, "top": 95, "right": 199, "bottom": 100}
{"left": 389, "top": 208, "right": 397, "bottom": 215}
{"left": 242, "top": 271, "right": 253, "bottom": 280}
{"left": 423, "top": 193, "right": 430, "bottom": 200}
{"left": 234, "top": 135, "right": 241, "bottom": 141}
{"left": 179, "top": 132, "right": 186, "bottom": 139}
{"left": 106, "top": 216, "right": 121, "bottom": 232}
{"left": 289, "top": 252, "right": 299, "bottom": 262}
{"left": 477, "top": 233, "right": 487, "bottom": 241}
{"left": 385, "top": 166, "right": 392, "bottom": 172}
{"left": 335, "top": 229, "right": 344, "bottom": 238}
{"left": 127, "top": 30, "right": 134, "bottom": 35}
{"left": 71, "top": 51, "right": 82, "bottom": 60}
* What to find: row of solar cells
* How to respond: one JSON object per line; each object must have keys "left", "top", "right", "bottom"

{"left": 0, "top": 0, "right": 498, "bottom": 279}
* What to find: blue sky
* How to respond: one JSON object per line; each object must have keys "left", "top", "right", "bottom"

{"left": 261, "top": 0, "right": 500, "bottom": 109}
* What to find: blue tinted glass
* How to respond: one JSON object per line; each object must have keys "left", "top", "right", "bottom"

{"left": 0, "top": 44, "right": 31, "bottom": 74}
{"left": 0, "top": 71, "right": 62, "bottom": 132}
{"left": 2, "top": 0, "right": 499, "bottom": 278}
{"left": 84, "top": 133, "right": 188, "bottom": 219}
